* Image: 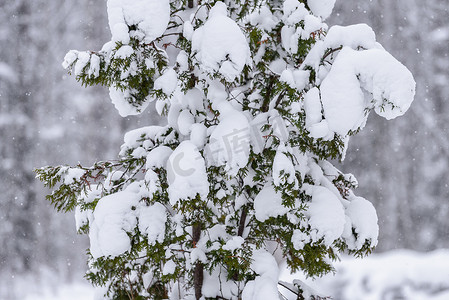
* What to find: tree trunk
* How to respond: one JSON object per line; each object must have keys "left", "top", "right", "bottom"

{"left": 192, "top": 223, "right": 203, "bottom": 299}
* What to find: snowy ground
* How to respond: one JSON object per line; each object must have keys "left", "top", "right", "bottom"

{"left": 282, "top": 249, "right": 449, "bottom": 300}
{"left": 11, "top": 249, "right": 449, "bottom": 300}
{"left": 24, "top": 283, "right": 96, "bottom": 300}
{"left": 0, "top": 268, "right": 99, "bottom": 300}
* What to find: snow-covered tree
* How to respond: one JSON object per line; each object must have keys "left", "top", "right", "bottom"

{"left": 36, "top": 0, "right": 415, "bottom": 299}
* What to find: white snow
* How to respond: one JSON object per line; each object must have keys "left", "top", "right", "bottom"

{"left": 280, "top": 68, "right": 310, "bottom": 91}
{"left": 304, "top": 87, "right": 323, "bottom": 128}
{"left": 281, "top": 0, "right": 327, "bottom": 54}
{"left": 283, "top": 0, "right": 308, "bottom": 26}
{"left": 207, "top": 79, "right": 228, "bottom": 103}
{"left": 254, "top": 183, "right": 288, "bottom": 222}
{"left": 242, "top": 250, "right": 280, "bottom": 300}
{"left": 177, "top": 109, "right": 195, "bottom": 136}
{"left": 131, "top": 146, "right": 146, "bottom": 158}
{"left": 282, "top": 250, "right": 449, "bottom": 300}
{"left": 280, "top": 69, "right": 296, "bottom": 87}
{"left": 206, "top": 100, "right": 250, "bottom": 175}
{"left": 111, "top": 22, "right": 130, "bottom": 44}
{"left": 167, "top": 101, "right": 182, "bottom": 129}
{"left": 269, "top": 110, "right": 289, "bottom": 143}
{"left": 320, "top": 47, "right": 416, "bottom": 136}
{"left": 62, "top": 168, "right": 85, "bottom": 185}
{"left": 272, "top": 145, "right": 297, "bottom": 187}
{"left": 249, "top": 6, "right": 277, "bottom": 32}
{"left": 145, "top": 146, "right": 173, "bottom": 169}
{"left": 114, "top": 45, "right": 134, "bottom": 58}
{"left": 307, "top": 0, "right": 336, "bottom": 20}
{"left": 183, "top": 87, "right": 204, "bottom": 113}
{"left": 109, "top": 86, "right": 150, "bottom": 117}
{"left": 190, "top": 123, "right": 207, "bottom": 149}
{"left": 222, "top": 236, "right": 245, "bottom": 251}
{"left": 17, "top": 250, "right": 449, "bottom": 300}
{"left": 292, "top": 70, "right": 310, "bottom": 91}
{"left": 183, "top": 21, "right": 194, "bottom": 40}
{"left": 279, "top": 67, "right": 311, "bottom": 93}
{"left": 202, "top": 266, "right": 236, "bottom": 299}
{"left": 138, "top": 202, "right": 166, "bottom": 245}
{"left": 24, "top": 283, "right": 96, "bottom": 300}
{"left": 89, "top": 189, "right": 139, "bottom": 258}
{"left": 88, "top": 54, "right": 100, "bottom": 77}
{"left": 306, "top": 186, "right": 346, "bottom": 246}
{"left": 190, "top": 248, "right": 207, "bottom": 264}
{"left": 74, "top": 206, "right": 92, "bottom": 232}
{"left": 74, "top": 52, "right": 90, "bottom": 76}
{"left": 154, "top": 68, "right": 178, "bottom": 95}
{"left": 121, "top": 125, "right": 166, "bottom": 153}
{"left": 308, "top": 120, "right": 332, "bottom": 139}
{"left": 107, "top": 0, "right": 170, "bottom": 43}
{"left": 303, "top": 24, "right": 378, "bottom": 72}
{"left": 75, "top": 187, "right": 101, "bottom": 232}
{"left": 343, "top": 194, "right": 378, "bottom": 249}
{"left": 324, "top": 24, "right": 378, "bottom": 50}
{"left": 249, "top": 112, "right": 269, "bottom": 154}
{"left": 291, "top": 229, "right": 311, "bottom": 250}
{"left": 167, "top": 141, "right": 209, "bottom": 204}
{"left": 191, "top": 2, "right": 250, "bottom": 81}
{"left": 162, "top": 260, "right": 176, "bottom": 275}
{"left": 62, "top": 50, "right": 78, "bottom": 69}
{"left": 303, "top": 15, "right": 323, "bottom": 37}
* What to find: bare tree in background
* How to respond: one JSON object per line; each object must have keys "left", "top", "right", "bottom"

{"left": 0, "top": 0, "right": 38, "bottom": 273}
{"left": 0, "top": 0, "right": 113, "bottom": 285}
{"left": 0, "top": 2, "right": 157, "bottom": 293}
{"left": 332, "top": 0, "right": 449, "bottom": 251}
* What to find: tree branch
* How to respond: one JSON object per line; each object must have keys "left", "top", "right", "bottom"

{"left": 274, "top": 89, "right": 286, "bottom": 110}
{"left": 321, "top": 46, "right": 343, "bottom": 64}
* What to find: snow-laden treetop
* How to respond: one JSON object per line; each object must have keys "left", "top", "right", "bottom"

{"left": 40, "top": 0, "right": 415, "bottom": 299}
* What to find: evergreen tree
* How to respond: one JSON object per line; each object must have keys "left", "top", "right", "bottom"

{"left": 36, "top": 0, "right": 415, "bottom": 299}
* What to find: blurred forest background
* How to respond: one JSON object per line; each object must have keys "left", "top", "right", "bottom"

{"left": 0, "top": 0, "right": 448, "bottom": 298}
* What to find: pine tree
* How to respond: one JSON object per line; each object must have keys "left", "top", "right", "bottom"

{"left": 36, "top": 0, "right": 415, "bottom": 299}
